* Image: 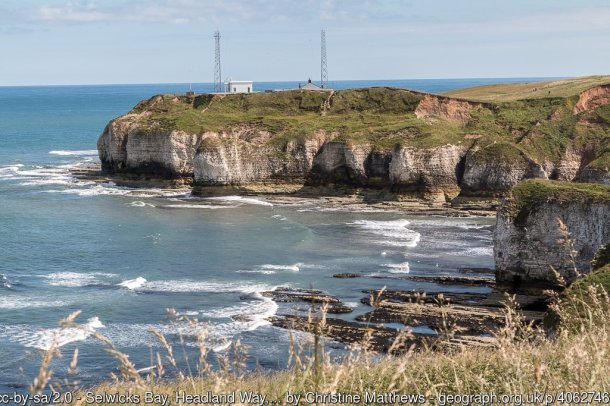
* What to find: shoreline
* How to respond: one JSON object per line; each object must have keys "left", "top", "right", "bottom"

{"left": 74, "top": 164, "right": 509, "bottom": 351}
{"left": 73, "top": 165, "right": 499, "bottom": 217}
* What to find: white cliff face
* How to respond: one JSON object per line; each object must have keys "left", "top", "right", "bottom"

{"left": 461, "top": 146, "right": 548, "bottom": 195}
{"left": 495, "top": 196, "right": 610, "bottom": 289}
{"left": 97, "top": 118, "right": 203, "bottom": 177}
{"left": 97, "top": 89, "right": 610, "bottom": 194}
{"left": 389, "top": 145, "right": 466, "bottom": 190}
{"left": 193, "top": 131, "right": 332, "bottom": 186}
{"left": 125, "top": 130, "right": 202, "bottom": 175}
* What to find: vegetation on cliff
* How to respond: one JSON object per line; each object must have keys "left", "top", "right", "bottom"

{"left": 122, "top": 77, "right": 610, "bottom": 165}
{"left": 443, "top": 75, "right": 610, "bottom": 102}
{"left": 506, "top": 179, "right": 610, "bottom": 226}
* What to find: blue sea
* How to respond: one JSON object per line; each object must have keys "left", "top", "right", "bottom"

{"left": 0, "top": 78, "right": 547, "bottom": 392}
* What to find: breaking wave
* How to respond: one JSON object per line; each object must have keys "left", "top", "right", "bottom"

{"left": 49, "top": 150, "right": 98, "bottom": 156}
{"left": 205, "top": 196, "right": 273, "bottom": 207}
{"left": 348, "top": 219, "right": 421, "bottom": 248}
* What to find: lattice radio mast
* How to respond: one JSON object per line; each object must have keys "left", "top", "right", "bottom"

{"left": 214, "top": 31, "right": 222, "bottom": 93}
{"left": 320, "top": 29, "right": 328, "bottom": 89}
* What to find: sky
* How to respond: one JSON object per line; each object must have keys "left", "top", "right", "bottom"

{"left": 1, "top": 0, "right": 610, "bottom": 86}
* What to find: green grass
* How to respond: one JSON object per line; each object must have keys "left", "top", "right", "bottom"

{"left": 443, "top": 75, "right": 610, "bottom": 102}
{"left": 120, "top": 82, "right": 610, "bottom": 167}
{"left": 508, "top": 179, "right": 610, "bottom": 225}
{"left": 47, "top": 293, "right": 610, "bottom": 405}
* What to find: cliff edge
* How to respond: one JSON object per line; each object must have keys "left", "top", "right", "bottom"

{"left": 97, "top": 77, "right": 610, "bottom": 198}
{"left": 494, "top": 179, "right": 610, "bottom": 291}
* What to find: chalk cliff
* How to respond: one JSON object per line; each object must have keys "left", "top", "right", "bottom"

{"left": 494, "top": 180, "right": 610, "bottom": 290}
{"left": 97, "top": 80, "right": 610, "bottom": 197}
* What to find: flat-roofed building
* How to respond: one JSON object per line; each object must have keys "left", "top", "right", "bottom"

{"left": 225, "top": 80, "right": 253, "bottom": 93}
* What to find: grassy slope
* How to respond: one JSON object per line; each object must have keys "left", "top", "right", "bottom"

{"left": 443, "top": 75, "right": 610, "bottom": 102}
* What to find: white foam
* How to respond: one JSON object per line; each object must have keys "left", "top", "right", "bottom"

{"left": 236, "top": 269, "right": 277, "bottom": 275}
{"left": 0, "top": 297, "right": 71, "bottom": 309}
{"left": 271, "top": 214, "right": 288, "bottom": 221}
{"left": 164, "top": 204, "right": 238, "bottom": 209}
{"left": 19, "top": 178, "right": 74, "bottom": 186}
{"left": 259, "top": 263, "right": 301, "bottom": 272}
{"left": 0, "top": 164, "right": 24, "bottom": 173}
{"left": 128, "top": 201, "right": 156, "bottom": 208}
{"left": 9, "top": 316, "right": 105, "bottom": 350}
{"left": 348, "top": 219, "right": 421, "bottom": 248}
{"left": 49, "top": 150, "right": 98, "bottom": 156}
{"left": 128, "top": 279, "right": 272, "bottom": 294}
{"left": 212, "top": 341, "right": 232, "bottom": 352}
{"left": 451, "top": 246, "right": 494, "bottom": 257}
{"left": 206, "top": 196, "right": 273, "bottom": 207}
{"left": 42, "top": 272, "right": 117, "bottom": 287}
{"left": 118, "top": 277, "right": 148, "bottom": 290}
{"left": 381, "top": 262, "right": 411, "bottom": 274}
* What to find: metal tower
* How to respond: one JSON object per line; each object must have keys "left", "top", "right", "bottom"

{"left": 320, "top": 29, "right": 328, "bottom": 88}
{"left": 214, "top": 31, "right": 222, "bottom": 93}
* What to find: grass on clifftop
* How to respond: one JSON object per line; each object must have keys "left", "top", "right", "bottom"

{"left": 123, "top": 78, "right": 610, "bottom": 165}
{"left": 443, "top": 75, "right": 610, "bottom": 102}
{"left": 508, "top": 179, "right": 610, "bottom": 226}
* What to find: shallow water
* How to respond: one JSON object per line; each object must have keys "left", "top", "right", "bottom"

{"left": 0, "top": 80, "right": 503, "bottom": 391}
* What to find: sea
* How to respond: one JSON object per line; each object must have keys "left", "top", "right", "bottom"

{"left": 0, "top": 78, "right": 551, "bottom": 393}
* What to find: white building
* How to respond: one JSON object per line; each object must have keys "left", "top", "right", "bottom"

{"left": 225, "top": 80, "right": 253, "bottom": 94}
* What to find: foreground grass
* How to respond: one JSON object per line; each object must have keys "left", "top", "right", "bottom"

{"left": 37, "top": 278, "right": 610, "bottom": 405}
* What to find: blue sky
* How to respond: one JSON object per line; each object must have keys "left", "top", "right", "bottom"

{"left": 1, "top": 0, "right": 609, "bottom": 85}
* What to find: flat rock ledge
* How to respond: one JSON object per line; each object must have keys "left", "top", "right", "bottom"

{"left": 266, "top": 282, "right": 547, "bottom": 352}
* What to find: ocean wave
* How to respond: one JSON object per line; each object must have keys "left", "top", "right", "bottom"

{"left": 300, "top": 207, "right": 400, "bottom": 213}
{"left": 381, "top": 262, "right": 411, "bottom": 273}
{"left": 128, "top": 201, "right": 156, "bottom": 208}
{"left": 49, "top": 185, "right": 190, "bottom": 198}
{"left": 259, "top": 263, "right": 301, "bottom": 272}
{"left": 49, "top": 150, "right": 98, "bottom": 156}
{"left": 237, "top": 263, "right": 304, "bottom": 275}
{"left": 164, "top": 204, "right": 238, "bottom": 209}
{"left": 271, "top": 214, "right": 288, "bottom": 221}
{"left": 408, "top": 218, "right": 493, "bottom": 230}
{"left": 0, "top": 164, "right": 24, "bottom": 174}
{"left": 450, "top": 246, "right": 494, "bottom": 257}
{"left": 205, "top": 196, "right": 273, "bottom": 207}
{"left": 118, "top": 277, "right": 147, "bottom": 290}
{"left": 0, "top": 297, "right": 71, "bottom": 310}
{"left": 0, "top": 317, "right": 104, "bottom": 350}
{"left": 348, "top": 219, "right": 421, "bottom": 248}
{"left": 1, "top": 274, "right": 13, "bottom": 289}
{"left": 117, "top": 278, "right": 273, "bottom": 294}
{"left": 19, "top": 178, "right": 76, "bottom": 186}
{"left": 42, "top": 272, "right": 117, "bottom": 287}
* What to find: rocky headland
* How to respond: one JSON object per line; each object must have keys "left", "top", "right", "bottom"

{"left": 94, "top": 76, "right": 610, "bottom": 349}
{"left": 97, "top": 76, "right": 610, "bottom": 201}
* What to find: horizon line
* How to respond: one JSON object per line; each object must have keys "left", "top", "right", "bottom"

{"left": 0, "top": 75, "right": 578, "bottom": 89}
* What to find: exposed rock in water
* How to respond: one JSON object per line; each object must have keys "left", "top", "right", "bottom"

{"left": 333, "top": 273, "right": 362, "bottom": 279}
{"left": 383, "top": 274, "right": 496, "bottom": 287}
{"left": 261, "top": 287, "right": 353, "bottom": 314}
{"left": 494, "top": 180, "right": 610, "bottom": 291}
{"left": 269, "top": 314, "right": 497, "bottom": 353}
